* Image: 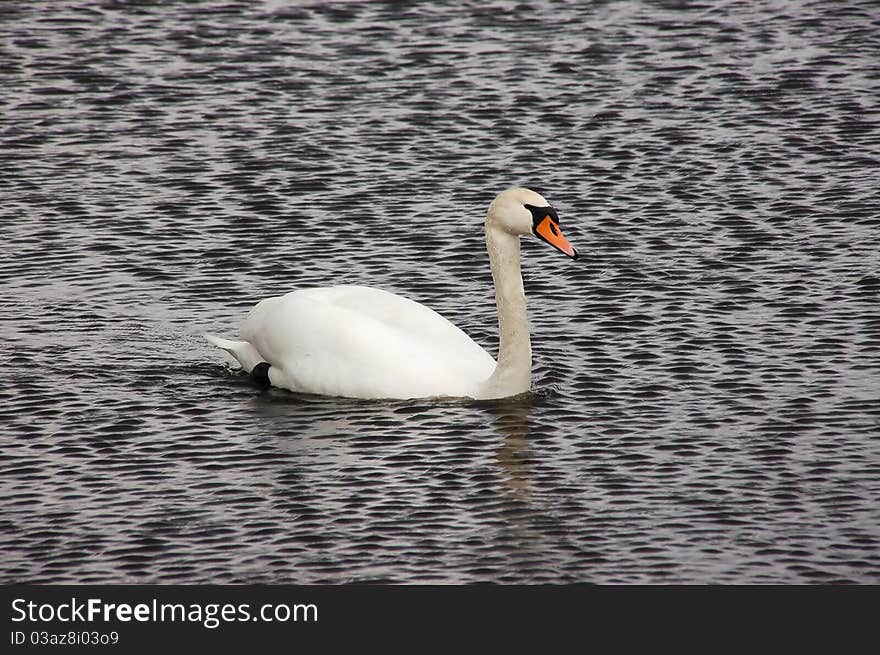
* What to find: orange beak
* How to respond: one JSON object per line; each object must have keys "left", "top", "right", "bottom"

{"left": 534, "top": 215, "right": 578, "bottom": 259}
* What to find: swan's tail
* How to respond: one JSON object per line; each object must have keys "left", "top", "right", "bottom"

{"left": 204, "top": 334, "right": 265, "bottom": 374}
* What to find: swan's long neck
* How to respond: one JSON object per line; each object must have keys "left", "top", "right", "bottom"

{"left": 478, "top": 222, "right": 532, "bottom": 399}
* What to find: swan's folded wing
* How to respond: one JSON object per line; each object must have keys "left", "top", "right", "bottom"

{"left": 240, "top": 286, "right": 495, "bottom": 399}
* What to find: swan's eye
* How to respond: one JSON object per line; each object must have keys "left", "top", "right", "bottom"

{"left": 524, "top": 204, "right": 561, "bottom": 232}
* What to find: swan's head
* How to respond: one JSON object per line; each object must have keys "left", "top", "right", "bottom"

{"left": 487, "top": 187, "right": 578, "bottom": 259}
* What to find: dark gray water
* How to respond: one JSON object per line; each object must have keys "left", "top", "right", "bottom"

{"left": 2, "top": 1, "right": 879, "bottom": 583}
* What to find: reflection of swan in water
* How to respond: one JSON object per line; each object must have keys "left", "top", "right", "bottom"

{"left": 483, "top": 398, "right": 535, "bottom": 503}
{"left": 255, "top": 393, "right": 538, "bottom": 500}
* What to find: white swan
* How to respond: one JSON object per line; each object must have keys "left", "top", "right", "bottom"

{"left": 206, "top": 187, "right": 578, "bottom": 400}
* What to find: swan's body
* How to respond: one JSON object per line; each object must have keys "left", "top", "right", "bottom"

{"left": 209, "top": 285, "right": 495, "bottom": 399}
{"left": 206, "top": 187, "right": 578, "bottom": 400}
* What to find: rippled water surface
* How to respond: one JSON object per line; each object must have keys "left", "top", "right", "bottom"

{"left": 3, "top": 1, "right": 879, "bottom": 583}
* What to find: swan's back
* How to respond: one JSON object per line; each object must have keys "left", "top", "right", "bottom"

{"left": 241, "top": 285, "right": 495, "bottom": 399}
